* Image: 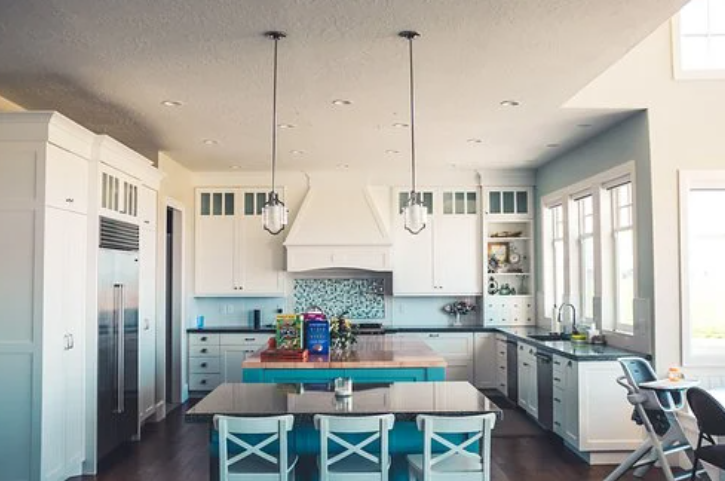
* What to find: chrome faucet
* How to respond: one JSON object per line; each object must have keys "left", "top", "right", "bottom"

{"left": 557, "top": 303, "right": 578, "bottom": 335}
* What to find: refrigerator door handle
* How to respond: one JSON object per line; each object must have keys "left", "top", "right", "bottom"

{"left": 118, "top": 283, "right": 126, "bottom": 414}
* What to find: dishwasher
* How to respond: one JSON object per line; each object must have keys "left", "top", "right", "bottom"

{"left": 536, "top": 351, "right": 554, "bottom": 431}
{"left": 506, "top": 339, "right": 518, "bottom": 402}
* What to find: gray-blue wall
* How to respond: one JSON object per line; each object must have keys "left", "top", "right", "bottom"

{"left": 535, "top": 111, "right": 654, "bottom": 353}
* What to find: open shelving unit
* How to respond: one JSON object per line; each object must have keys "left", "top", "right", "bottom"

{"left": 482, "top": 187, "right": 536, "bottom": 326}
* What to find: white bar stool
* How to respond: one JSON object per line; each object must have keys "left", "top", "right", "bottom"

{"left": 407, "top": 414, "right": 497, "bottom": 481}
{"left": 314, "top": 414, "right": 396, "bottom": 481}
{"left": 214, "top": 414, "right": 298, "bottom": 481}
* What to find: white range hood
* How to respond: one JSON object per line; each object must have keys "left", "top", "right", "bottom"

{"left": 284, "top": 180, "right": 392, "bottom": 272}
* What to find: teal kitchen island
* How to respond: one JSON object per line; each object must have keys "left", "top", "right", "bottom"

{"left": 242, "top": 335, "right": 447, "bottom": 384}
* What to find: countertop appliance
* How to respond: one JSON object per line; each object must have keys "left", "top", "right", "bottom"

{"left": 97, "top": 217, "right": 140, "bottom": 460}
{"left": 536, "top": 351, "right": 553, "bottom": 431}
{"left": 506, "top": 338, "right": 518, "bottom": 402}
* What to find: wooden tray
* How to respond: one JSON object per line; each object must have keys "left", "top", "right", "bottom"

{"left": 260, "top": 348, "right": 309, "bottom": 362}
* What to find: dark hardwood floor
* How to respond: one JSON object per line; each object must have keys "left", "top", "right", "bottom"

{"left": 79, "top": 403, "right": 665, "bottom": 481}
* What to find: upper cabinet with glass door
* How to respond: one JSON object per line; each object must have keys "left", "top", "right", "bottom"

{"left": 100, "top": 165, "right": 140, "bottom": 223}
{"left": 484, "top": 187, "right": 532, "bottom": 219}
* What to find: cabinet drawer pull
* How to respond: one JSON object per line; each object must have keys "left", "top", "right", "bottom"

{"left": 244, "top": 338, "right": 256, "bottom": 342}
{"left": 499, "top": 366, "right": 505, "bottom": 370}
{"left": 499, "top": 351, "right": 505, "bottom": 355}
{"left": 200, "top": 363, "right": 208, "bottom": 368}
{"left": 200, "top": 379, "right": 207, "bottom": 385}
{"left": 201, "top": 348, "right": 208, "bottom": 353}
{"left": 428, "top": 333, "right": 440, "bottom": 338}
{"left": 554, "top": 421, "right": 561, "bottom": 427}
{"left": 554, "top": 361, "right": 561, "bottom": 366}
{"left": 200, "top": 336, "right": 208, "bottom": 341}
{"left": 523, "top": 362, "right": 529, "bottom": 367}
{"left": 144, "top": 220, "right": 150, "bottom": 224}
{"left": 554, "top": 377, "right": 562, "bottom": 382}
{"left": 554, "top": 397, "right": 561, "bottom": 403}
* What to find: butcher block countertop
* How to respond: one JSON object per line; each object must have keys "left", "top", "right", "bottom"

{"left": 242, "top": 335, "right": 447, "bottom": 369}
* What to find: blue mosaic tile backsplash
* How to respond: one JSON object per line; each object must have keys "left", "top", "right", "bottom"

{"left": 293, "top": 278, "right": 385, "bottom": 319}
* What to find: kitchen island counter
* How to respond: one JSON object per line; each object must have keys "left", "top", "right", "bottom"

{"left": 242, "top": 335, "right": 447, "bottom": 383}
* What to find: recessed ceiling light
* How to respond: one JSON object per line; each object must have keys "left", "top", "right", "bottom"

{"left": 336, "top": 163, "right": 349, "bottom": 169}
{"left": 202, "top": 139, "right": 218, "bottom": 145}
{"left": 290, "top": 149, "right": 304, "bottom": 155}
{"left": 467, "top": 138, "right": 483, "bottom": 144}
{"left": 500, "top": 100, "right": 520, "bottom": 107}
{"left": 278, "top": 123, "right": 296, "bottom": 129}
{"left": 161, "top": 100, "right": 183, "bottom": 107}
{"left": 392, "top": 122, "right": 409, "bottom": 128}
{"left": 546, "top": 143, "right": 560, "bottom": 148}
{"left": 385, "top": 149, "right": 400, "bottom": 154}
{"left": 577, "top": 123, "right": 593, "bottom": 128}
{"left": 332, "top": 99, "right": 353, "bottom": 106}
{"left": 230, "top": 165, "right": 241, "bottom": 170}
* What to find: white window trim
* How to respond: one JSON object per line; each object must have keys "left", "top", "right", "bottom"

{"left": 679, "top": 169, "right": 725, "bottom": 367}
{"left": 575, "top": 193, "right": 596, "bottom": 325}
{"left": 540, "top": 161, "right": 636, "bottom": 334}
{"left": 610, "top": 183, "right": 636, "bottom": 334}
{"left": 671, "top": 13, "right": 725, "bottom": 80}
{"left": 541, "top": 200, "right": 566, "bottom": 323}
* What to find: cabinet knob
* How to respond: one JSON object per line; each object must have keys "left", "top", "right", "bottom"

{"left": 554, "top": 421, "right": 561, "bottom": 427}
{"left": 554, "top": 377, "right": 562, "bottom": 382}
{"left": 65, "top": 198, "right": 74, "bottom": 203}
{"left": 201, "top": 348, "right": 208, "bottom": 353}
{"left": 200, "top": 379, "right": 207, "bottom": 385}
{"left": 201, "top": 336, "right": 207, "bottom": 341}
{"left": 144, "top": 220, "right": 150, "bottom": 224}
{"left": 201, "top": 363, "right": 207, "bottom": 368}
{"left": 554, "top": 397, "right": 561, "bottom": 403}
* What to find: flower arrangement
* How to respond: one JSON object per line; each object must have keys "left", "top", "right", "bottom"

{"left": 443, "top": 300, "right": 477, "bottom": 326}
{"left": 330, "top": 312, "right": 357, "bottom": 354}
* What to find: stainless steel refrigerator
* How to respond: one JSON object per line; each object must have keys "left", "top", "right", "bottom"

{"left": 97, "top": 217, "right": 140, "bottom": 461}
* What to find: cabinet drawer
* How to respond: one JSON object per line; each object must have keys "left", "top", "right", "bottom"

{"left": 46, "top": 145, "right": 89, "bottom": 214}
{"left": 189, "top": 374, "right": 222, "bottom": 391}
{"left": 189, "top": 333, "right": 220, "bottom": 346}
{"left": 415, "top": 333, "right": 473, "bottom": 358}
{"left": 220, "top": 333, "right": 271, "bottom": 346}
{"left": 189, "top": 345, "right": 220, "bottom": 357}
{"left": 189, "top": 356, "right": 220, "bottom": 374}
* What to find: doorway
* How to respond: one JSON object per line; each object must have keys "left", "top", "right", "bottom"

{"left": 163, "top": 204, "right": 184, "bottom": 410}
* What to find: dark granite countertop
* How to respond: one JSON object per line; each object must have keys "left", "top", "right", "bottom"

{"left": 187, "top": 326, "right": 275, "bottom": 333}
{"left": 185, "top": 381, "right": 502, "bottom": 423}
{"left": 187, "top": 325, "right": 648, "bottom": 361}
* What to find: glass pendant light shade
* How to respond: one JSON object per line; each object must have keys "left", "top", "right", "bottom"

{"left": 262, "top": 191, "right": 288, "bottom": 235}
{"left": 403, "top": 191, "right": 427, "bottom": 234}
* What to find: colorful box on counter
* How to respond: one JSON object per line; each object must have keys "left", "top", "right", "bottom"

{"left": 305, "top": 319, "right": 330, "bottom": 355}
{"left": 275, "top": 314, "right": 304, "bottom": 350}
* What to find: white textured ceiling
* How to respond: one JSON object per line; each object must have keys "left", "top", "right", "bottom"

{"left": 0, "top": 0, "right": 684, "bottom": 172}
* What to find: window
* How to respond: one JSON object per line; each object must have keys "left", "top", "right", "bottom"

{"left": 546, "top": 204, "right": 565, "bottom": 314}
{"left": 610, "top": 182, "right": 635, "bottom": 332}
{"left": 674, "top": 0, "right": 725, "bottom": 77}
{"left": 681, "top": 172, "right": 725, "bottom": 365}
{"left": 575, "top": 196, "right": 595, "bottom": 322}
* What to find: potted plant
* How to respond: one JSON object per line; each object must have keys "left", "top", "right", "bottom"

{"left": 330, "top": 310, "right": 357, "bottom": 355}
{"left": 442, "top": 300, "right": 477, "bottom": 327}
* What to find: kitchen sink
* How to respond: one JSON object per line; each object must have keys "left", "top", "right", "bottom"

{"left": 528, "top": 333, "right": 571, "bottom": 342}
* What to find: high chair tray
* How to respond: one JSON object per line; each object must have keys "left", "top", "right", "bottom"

{"left": 639, "top": 379, "right": 700, "bottom": 391}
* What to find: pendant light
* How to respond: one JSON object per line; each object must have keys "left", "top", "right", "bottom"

{"left": 262, "top": 31, "right": 289, "bottom": 235}
{"left": 399, "top": 30, "right": 427, "bottom": 235}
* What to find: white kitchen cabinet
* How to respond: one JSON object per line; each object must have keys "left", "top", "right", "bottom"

{"left": 138, "top": 222, "right": 157, "bottom": 423}
{"left": 552, "top": 355, "right": 642, "bottom": 456}
{"left": 393, "top": 189, "right": 481, "bottom": 295}
{"left": 99, "top": 164, "right": 139, "bottom": 222}
{"left": 0, "top": 112, "right": 94, "bottom": 481}
{"left": 402, "top": 332, "right": 474, "bottom": 382}
{"left": 484, "top": 187, "right": 532, "bottom": 218}
{"left": 45, "top": 144, "right": 89, "bottom": 214}
{"left": 194, "top": 189, "right": 285, "bottom": 296}
{"left": 189, "top": 332, "right": 271, "bottom": 392}
{"left": 473, "top": 333, "right": 497, "bottom": 389}
{"left": 517, "top": 342, "right": 538, "bottom": 418}
{"left": 138, "top": 185, "right": 158, "bottom": 230}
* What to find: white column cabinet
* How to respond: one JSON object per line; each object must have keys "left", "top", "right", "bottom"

{"left": 517, "top": 342, "right": 538, "bottom": 418}
{"left": 393, "top": 189, "right": 481, "bottom": 296}
{"left": 138, "top": 218, "right": 157, "bottom": 423}
{"left": 195, "top": 189, "right": 285, "bottom": 296}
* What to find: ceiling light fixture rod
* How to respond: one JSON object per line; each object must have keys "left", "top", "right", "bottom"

{"left": 267, "top": 31, "right": 285, "bottom": 193}
{"left": 400, "top": 30, "right": 420, "bottom": 194}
